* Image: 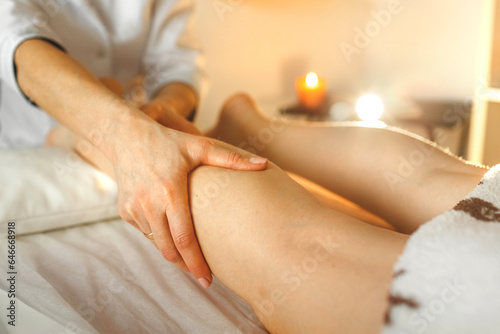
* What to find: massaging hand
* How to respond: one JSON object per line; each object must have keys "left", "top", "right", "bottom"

{"left": 99, "top": 77, "right": 200, "bottom": 136}
{"left": 112, "top": 119, "right": 268, "bottom": 288}
{"left": 14, "top": 40, "right": 253, "bottom": 288}
{"left": 140, "top": 101, "right": 201, "bottom": 135}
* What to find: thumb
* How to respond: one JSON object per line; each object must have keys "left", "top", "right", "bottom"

{"left": 199, "top": 141, "right": 268, "bottom": 171}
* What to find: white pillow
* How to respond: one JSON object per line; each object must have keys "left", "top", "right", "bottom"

{"left": 0, "top": 147, "right": 119, "bottom": 237}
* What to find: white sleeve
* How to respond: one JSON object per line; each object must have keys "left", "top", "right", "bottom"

{"left": 142, "top": 0, "right": 201, "bottom": 99}
{"left": 0, "top": 0, "right": 65, "bottom": 101}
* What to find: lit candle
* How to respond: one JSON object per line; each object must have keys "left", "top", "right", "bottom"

{"left": 295, "top": 72, "right": 327, "bottom": 112}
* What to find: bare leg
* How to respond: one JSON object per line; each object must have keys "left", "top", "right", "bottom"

{"left": 189, "top": 157, "right": 407, "bottom": 334}
{"left": 209, "top": 94, "right": 488, "bottom": 233}
{"left": 46, "top": 125, "right": 407, "bottom": 333}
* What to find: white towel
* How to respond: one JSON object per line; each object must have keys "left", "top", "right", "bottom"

{"left": 383, "top": 165, "right": 500, "bottom": 334}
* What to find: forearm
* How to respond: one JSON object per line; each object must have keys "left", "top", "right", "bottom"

{"left": 14, "top": 39, "right": 151, "bottom": 161}
{"left": 150, "top": 82, "right": 197, "bottom": 119}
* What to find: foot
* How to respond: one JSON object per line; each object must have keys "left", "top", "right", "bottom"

{"left": 206, "top": 93, "right": 268, "bottom": 147}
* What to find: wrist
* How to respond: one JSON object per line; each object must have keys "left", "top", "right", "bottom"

{"left": 96, "top": 103, "right": 162, "bottom": 163}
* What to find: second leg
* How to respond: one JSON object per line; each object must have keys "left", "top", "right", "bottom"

{"left": 210, "top": 94, "right": 487, "bottom": 233}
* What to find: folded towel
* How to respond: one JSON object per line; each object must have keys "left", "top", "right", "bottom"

{"left": 383, "top": 165, "right": 500, "bottom": 334}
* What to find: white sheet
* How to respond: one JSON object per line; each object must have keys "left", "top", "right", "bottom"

{"left": 0, "top": 219, "right": 267, "bottom": 333}
{"left": 0, "top": 148, "right": 119, "bottom": 237}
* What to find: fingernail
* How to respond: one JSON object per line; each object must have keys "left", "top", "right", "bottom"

{"left": 250, "top": 157, "right": 267, "bottom": 164}
{"left": 198, "top": 277, "right": 211, "bottom": 289}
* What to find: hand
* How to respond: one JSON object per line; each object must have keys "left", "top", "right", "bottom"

{"left": 140, "top": 102, "right": 201, "bottom": 135}
{"left": 98, "top": 78, "right": 199, "bottom": 135}
{"left": 13, "top": 39, "right": 241, "bottom": 288}
{"left": 112, "top": 118, "right": 268, "bottom": 288}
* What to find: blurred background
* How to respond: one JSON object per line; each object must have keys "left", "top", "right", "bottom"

{"left": 190, "top": 0, "right": 498, "bottom": 165}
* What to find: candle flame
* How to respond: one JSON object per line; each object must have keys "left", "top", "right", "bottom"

{"left": 305, "top": 72, "right": 319, "bottom": 87}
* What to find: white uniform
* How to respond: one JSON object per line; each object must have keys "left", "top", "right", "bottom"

{"left": 0, "top": 0, "right": 199, "bottom": 148}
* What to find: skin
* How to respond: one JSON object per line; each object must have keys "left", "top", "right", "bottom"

{"left": 98, "top": 77, "right": 199, "bottom": 134}
{"left": 140, "top": 82, "right": 202, "bottom": 135}
{"left": 45, "top": 93, "right": 488, "bottom": 332}
{"left": 211, "top": 94, "right": 488, "bottom": 233}
{"left": 14, "top": 39, "right": 268, "bottom": 288}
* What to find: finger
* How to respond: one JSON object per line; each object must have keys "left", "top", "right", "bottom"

{"left": 199, "top": 141, "right": 268, "bottom": 171}
{"left": 161, "top": 112, "right": 200, "bottom": 135}
{"left": 147, "top": 240, "right": 191, "bottom": 273}
{"left": 118, "top": 209, "right": 141, "bottom": 231}
{"left": 124, "top": 207, "right": 166, "bottom": 252}
{"left": 128, "top": 210, "right": 152, "bottom": 237}
{"left": 124, "top": 212, "right": 183, "bottom": 267}
{"left": 143, "top": 205, "right": 190, "bottom": 272}
{"left": 165, "top": 182, "right": 212, "bottom": 288}
{"left": 141, "top": 105, "right": 200, "bottom": 136}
